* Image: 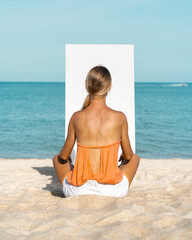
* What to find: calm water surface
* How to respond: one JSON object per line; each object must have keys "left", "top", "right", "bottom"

{"left": 0, "top": 82, "right": 191, "bottom": 159}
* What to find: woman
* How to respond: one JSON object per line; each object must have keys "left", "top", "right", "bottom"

{"left": 53, "top": 65, "right": 140, "bottom": 198}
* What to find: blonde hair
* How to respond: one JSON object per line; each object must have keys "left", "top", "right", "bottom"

{"left": 82, "top": 65, "right": 112, "bottom": 109}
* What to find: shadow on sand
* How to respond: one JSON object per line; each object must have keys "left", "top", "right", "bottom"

{"left": 32, "top": 165, "right": 66, "bottom": 198}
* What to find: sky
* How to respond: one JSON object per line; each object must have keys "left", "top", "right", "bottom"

{"left": 0, "top": 0, "right": 191, "bottom": 82}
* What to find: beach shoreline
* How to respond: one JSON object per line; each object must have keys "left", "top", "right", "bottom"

{"left": 0, "top": 158, "right": 191, "bottom": 239}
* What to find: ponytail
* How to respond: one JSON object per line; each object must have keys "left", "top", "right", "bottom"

{"left": 82, "top": 94, "right": 92, "bottom": 110}
{"left": 82, "top": 65, "right": 112, "bottom": 110}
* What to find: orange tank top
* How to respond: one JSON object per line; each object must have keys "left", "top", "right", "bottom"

{"left": 67, "top": 140, "right": 123, "bottom": 186}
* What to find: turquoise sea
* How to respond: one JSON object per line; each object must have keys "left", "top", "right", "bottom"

{"left": 0, "top": 82, "right": 191, "bottom": 159}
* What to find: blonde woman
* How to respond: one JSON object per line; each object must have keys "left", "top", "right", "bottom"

{"left": 53, "top": 65, "right": 140, "bottom": 197}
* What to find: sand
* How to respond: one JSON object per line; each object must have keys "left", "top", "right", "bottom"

{"left": 0, "top": 158, "right": 191, "bottom": 240}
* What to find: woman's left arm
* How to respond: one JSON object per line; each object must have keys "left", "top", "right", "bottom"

{"left": 58, "top": 114, "right": 76, "bottom": 160}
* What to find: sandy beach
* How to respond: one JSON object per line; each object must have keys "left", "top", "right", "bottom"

{"left": 0, "top": 158, "right": 191, "bottom": 240}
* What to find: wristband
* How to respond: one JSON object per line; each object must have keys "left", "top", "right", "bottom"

{"left": 58, "top": 155, "right": 68, "bottom": 164}
{"left": 57, "top": 155, "right": 74, "bottom": 170}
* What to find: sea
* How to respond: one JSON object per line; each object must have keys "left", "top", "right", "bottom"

{"left": 0, "top": 82, "right": 191, "bottom": 159}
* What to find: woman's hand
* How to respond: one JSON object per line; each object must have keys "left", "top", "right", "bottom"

{"left": 118, "top": 153, "right": 130, "bottom": 165}
{"left": 118, "top": 153, "right": 124, "bottom": 163}
{"left": 57, "top": 155, "right": 74, "bottom": 170}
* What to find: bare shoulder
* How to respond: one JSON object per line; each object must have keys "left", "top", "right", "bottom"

{"left": 69, "top": 109, "right": 85, "bottom": 123}
{"left": 69, "top": 110, "right": 81, "bottom": 122}
{"left": 71, "top": 110, "right": 81, "bottom": 117}
{"left": 108, "top": 108, "right": 127, "bottom": 122}
{"left": 118, "top": 111, "right": 127, "bottom": 122}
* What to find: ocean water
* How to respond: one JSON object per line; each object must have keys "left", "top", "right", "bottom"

{"left": 0, "top": 82, "right": 191, "bottom": 159}
{"left": 135, "top": 83, "right": 192, "bottom": 159}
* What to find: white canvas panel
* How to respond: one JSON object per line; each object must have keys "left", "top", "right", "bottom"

{"left": 65, "top": 44, "right": 135, "bottom": 165}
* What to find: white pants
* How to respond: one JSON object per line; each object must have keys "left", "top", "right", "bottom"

{"left": 63, "top": 175, "right": 129, "bottom": 198}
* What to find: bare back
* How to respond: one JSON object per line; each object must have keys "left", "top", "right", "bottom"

{"left": 75, "top": 105, "right": 121, "bottom": 145}
{"left": 72, "top": 101, "right": 132, "bottom": 174}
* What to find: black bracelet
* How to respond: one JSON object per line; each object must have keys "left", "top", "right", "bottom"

{"left": 121, "top": 159, "right": 130, "bottom": 165}
{"left": 119, "top": 158, "right": 130, "bottom": 167}
{"left": 58, "top": 155, "right": 68, "bottom": 164}
{"left": 57, "top": 155, "right": 74, "bottom": 171}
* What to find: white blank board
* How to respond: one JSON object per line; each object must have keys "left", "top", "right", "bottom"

{"left": 65, "top": 44, "right": 135, "bottom": 165}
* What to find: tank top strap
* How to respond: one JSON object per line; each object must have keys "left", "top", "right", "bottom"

{"left": 76, "top": 139, "right": 121, "bottom": 149}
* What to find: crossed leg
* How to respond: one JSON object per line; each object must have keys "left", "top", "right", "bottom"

{"left": 52, "top": 154, "right": 72, "bottom": 187}
{"left": 118, "top": 154, "right": 140, "bottom": 187}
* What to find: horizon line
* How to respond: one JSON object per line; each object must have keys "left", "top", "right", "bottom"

{"left": 0, "top": 81, "right": 191, "bottom": 83}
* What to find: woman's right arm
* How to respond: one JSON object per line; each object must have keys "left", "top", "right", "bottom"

{"left": 58, "top": 113, "right": 76, "bottom": 160}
